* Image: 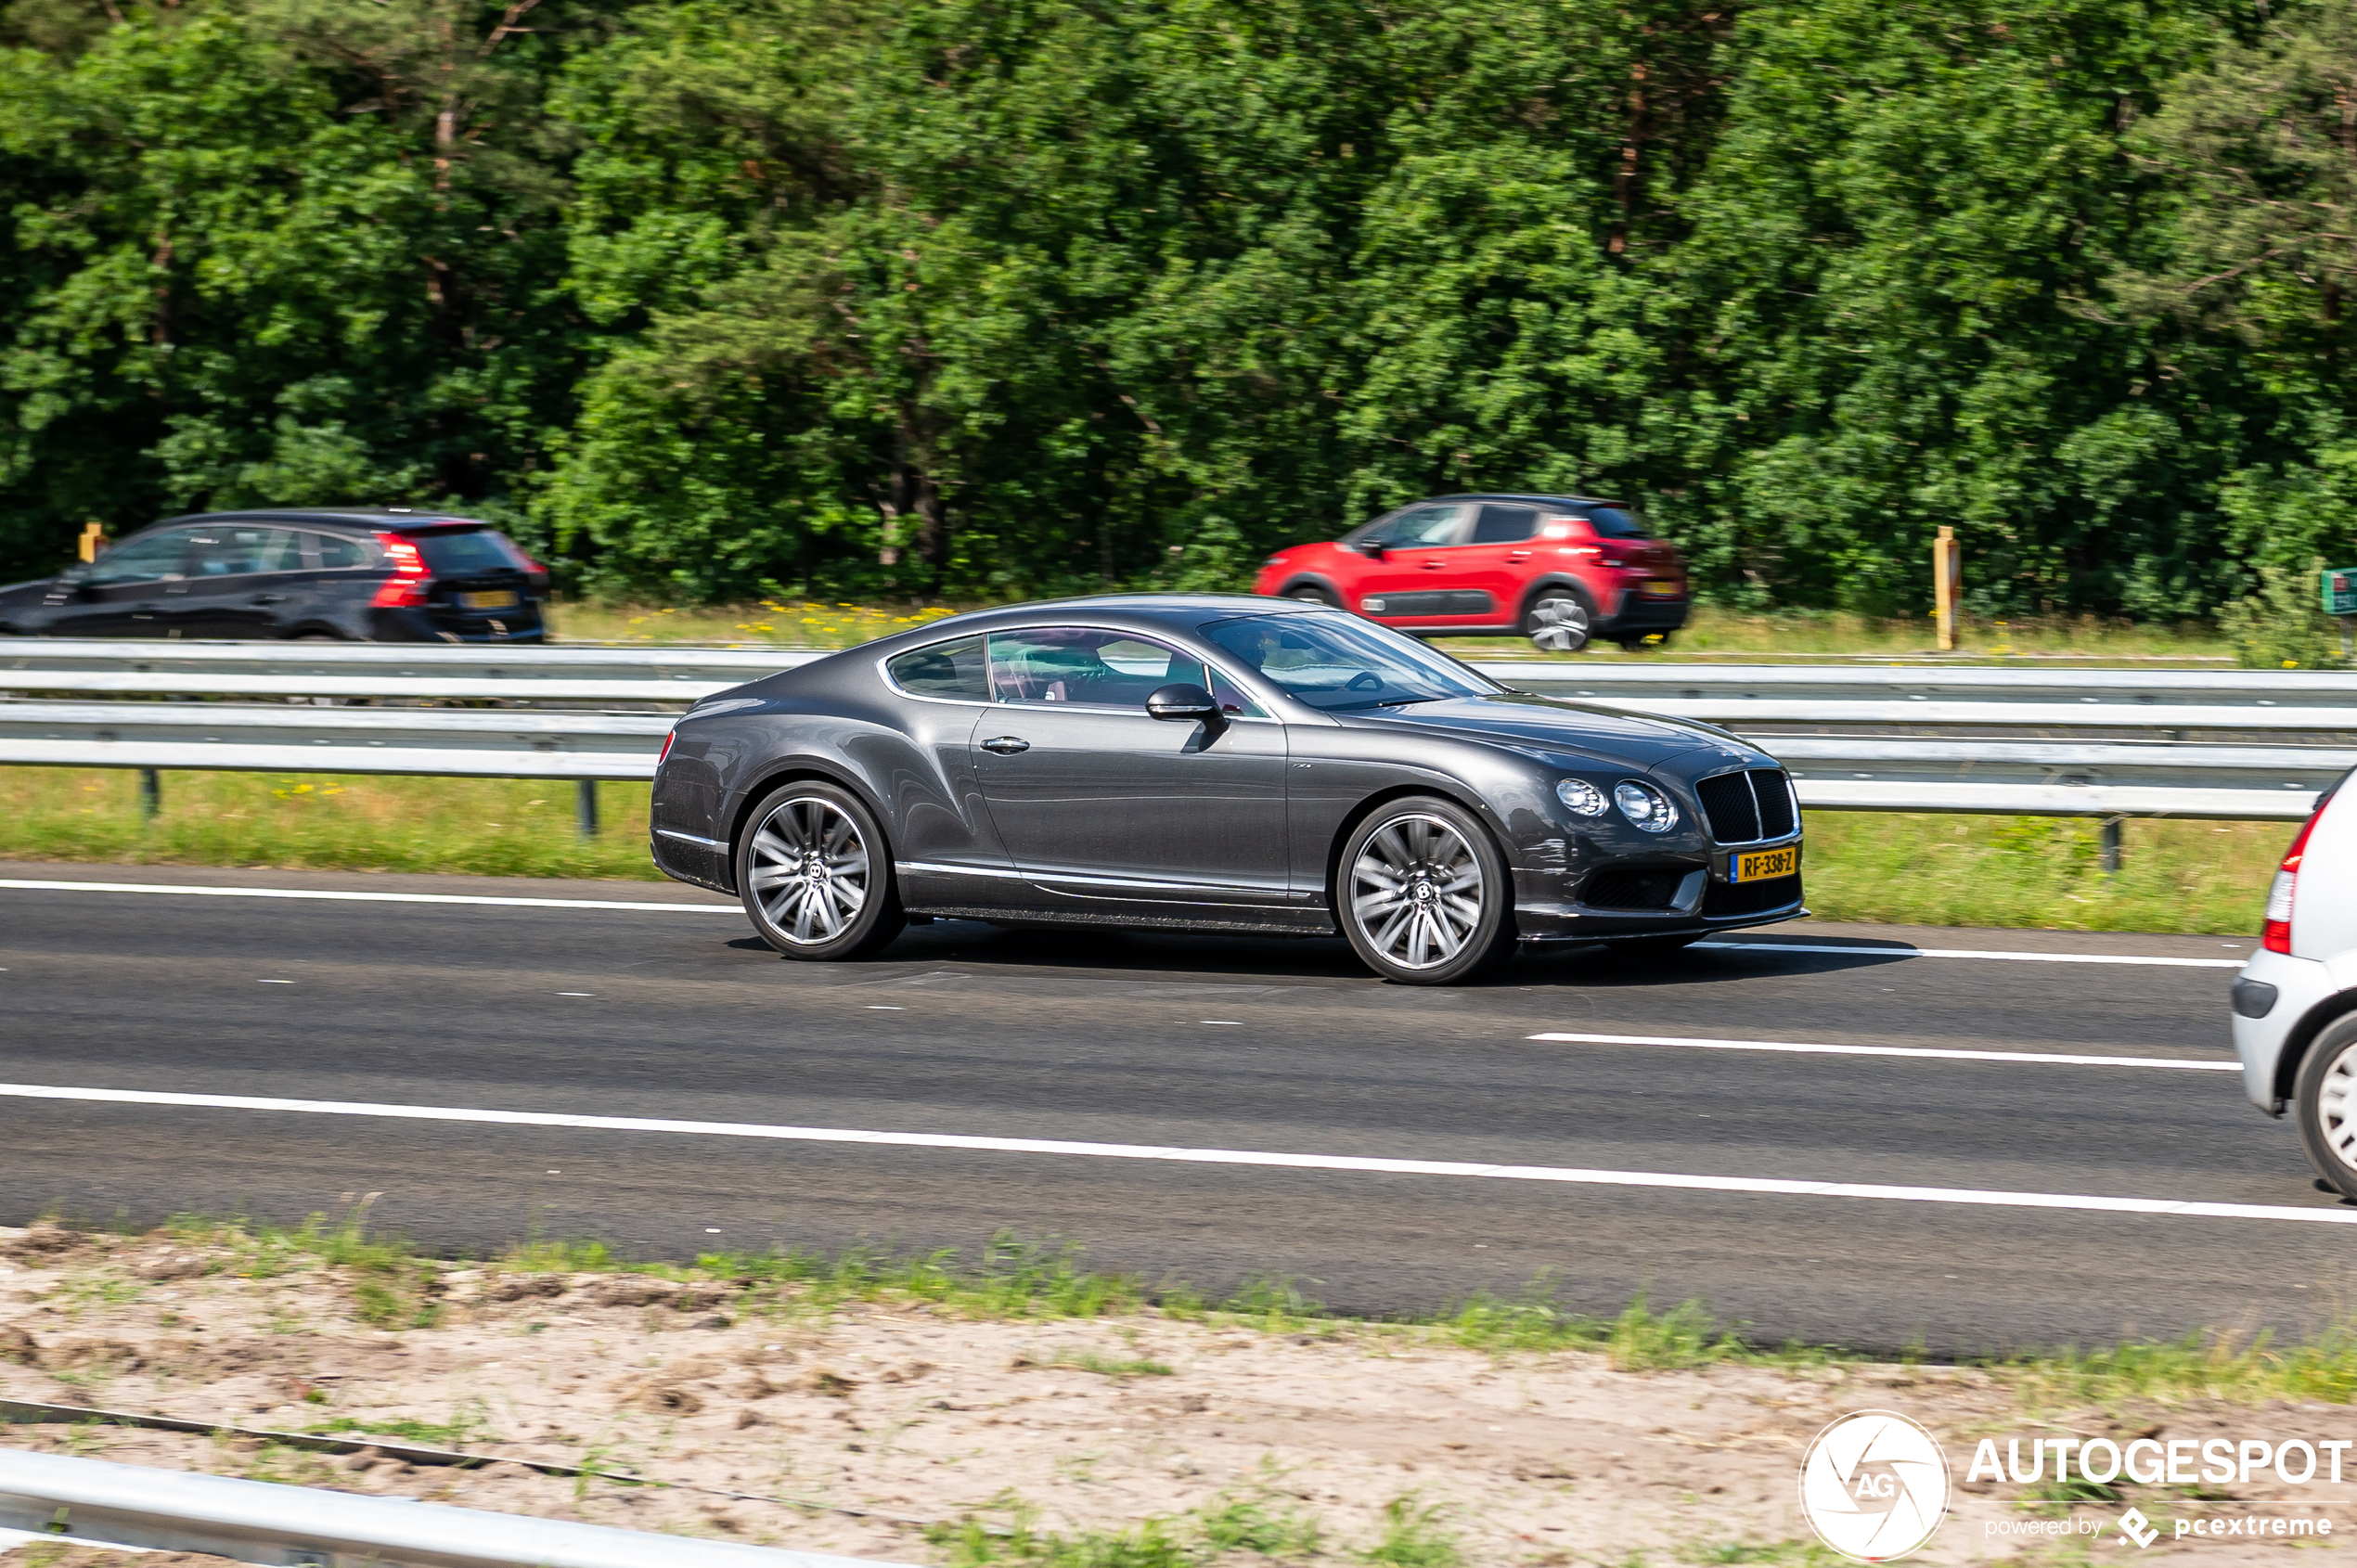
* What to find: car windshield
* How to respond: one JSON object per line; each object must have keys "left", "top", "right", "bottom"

{"left": 1585, "top": 508, "right": 1652, "bottom": 539}
{"left": 1202, "top": 612, "right": 1501, "bottom": 712}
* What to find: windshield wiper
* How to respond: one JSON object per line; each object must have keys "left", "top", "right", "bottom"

{"left": 1372, "top": 695, "right": 1448, "bottom": 707}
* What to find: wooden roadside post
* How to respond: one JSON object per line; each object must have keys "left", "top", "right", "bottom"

{"left": 77, "top": 521, "right": 108, "bottom": 562}
{"left": 1933, "top": 526, "right": 1961, "bottom": 651}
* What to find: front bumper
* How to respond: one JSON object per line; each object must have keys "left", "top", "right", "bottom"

{"left": 2231, "top": 947, "right": 2349, "bottom": 1113}
{"left": 1596, "top": 592, "right": 1690, "bottom": 636}
{"left": 1511, "top": 855, "right": 1806, "bottom": 944}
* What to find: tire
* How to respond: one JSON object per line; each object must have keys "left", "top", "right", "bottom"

{"left": 1335, "top": 795, "right": 1516, "bottom": 984}
{"left": 2294, "top": 1013, "right": 2357, "bottom": 1200}
{"left": 1521, "top": 589, "right": 1591, "bottom": 652}
{"left": 734, "top": 780, "right": 906, "bottom": 961}
{"left": 1287, "top": 585, "right": 1341, "bottom": 609}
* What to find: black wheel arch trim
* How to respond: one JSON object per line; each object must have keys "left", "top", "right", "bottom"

{"left": 2273, "top": 989, "right": 2357, "bottom": 1110}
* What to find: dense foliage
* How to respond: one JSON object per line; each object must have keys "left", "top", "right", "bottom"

{"left": 1, "top": 0, "right": 2351, "bottom": 611}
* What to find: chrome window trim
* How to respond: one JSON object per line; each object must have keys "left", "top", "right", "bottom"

{"left": 876, "top": 622, "right": 1279, "bottom": 718}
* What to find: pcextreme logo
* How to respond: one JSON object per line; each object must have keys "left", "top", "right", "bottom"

{"left": 1797, "top": 1410, "right": 1951, "bottom": 1562}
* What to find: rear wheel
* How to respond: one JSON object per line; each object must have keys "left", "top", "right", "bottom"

{"left": 1336, "top": 796, "right": 1515, "bottom": 984}
{"left": 2295, "top": 1014, "right": 2357, "bottom": 1200}
{"left": 1522, "top": 590, "right": 1590, "bottom": 652}
{"left": 735, "top": 781, "right": 906, "bottom": 961}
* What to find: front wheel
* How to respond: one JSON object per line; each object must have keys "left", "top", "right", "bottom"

{"left": 1523, "top": 592, "right": 1590, "bottom": 653}
{"left": 2295, "top": 1013, "right": 2357, "bottom": 1200}
{"left": 735, "top": 781, "right": 906, "bottom": 961}
{"left": 1336, "top": 796, "right": 1516, "bottom": 984}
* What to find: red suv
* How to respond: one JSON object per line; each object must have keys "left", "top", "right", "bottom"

{"left": 1253, "top": 494, "right": 1689, "bottom": 651}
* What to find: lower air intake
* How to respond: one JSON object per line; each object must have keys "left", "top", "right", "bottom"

{"left": 1704, "top": 873, "right": 1803, "bottom": 918}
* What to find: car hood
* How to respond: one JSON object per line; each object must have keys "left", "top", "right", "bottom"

{"left": 1344, "top": 692, "right": 1749, "bottom": 768}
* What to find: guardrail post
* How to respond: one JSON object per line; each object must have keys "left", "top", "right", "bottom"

{"left": 137, "top": 768, "right": 160, "bottom": 822}
{"left": 575, "top": 779, "right": 599, "bottom": 839}
{"left": 2100, "top": 816, "right": 2122, "bottom": 875}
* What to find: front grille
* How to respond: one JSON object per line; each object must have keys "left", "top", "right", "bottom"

{"left": 1704, "top": 872, "right": 1802, "bottom": 917}
{"left": 1579, "top": 868, "right": 1684, "bottom": 910}
{"left": 1694, "top": 768, "right": 1796, "bottom": 844}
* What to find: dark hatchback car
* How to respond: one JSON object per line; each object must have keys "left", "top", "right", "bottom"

{"left": 651, "top": 594, "right": 1803, "bottom": 984}
{"left": 0, "top": 508, "right": 547, "bottom": 642}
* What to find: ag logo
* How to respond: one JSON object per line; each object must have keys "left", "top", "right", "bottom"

{"left": 1797, "top": 1410, "right": 1951, "bottom": 1562}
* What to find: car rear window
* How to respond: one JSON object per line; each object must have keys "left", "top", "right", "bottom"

{"left": 405, "top": 528, "right": 520, "bottom": 575}
{"left": 1583, "top": 508, "right": 1653, "bottom": 539}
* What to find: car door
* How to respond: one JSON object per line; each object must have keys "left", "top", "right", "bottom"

{"left": 177, "top": 524, "right": 307, "bottom": 637}
{"left": 1443, "top": 502, "right": 1543, "bottom": 623}
{"left": 1349, "top": 504, "right": 1472, "bottom": 627}
{"left": 46, "top": 528, "right": 201, "bottom": 636}
{"left": 971, "top": 625, "right": 1289, "bottom": 909}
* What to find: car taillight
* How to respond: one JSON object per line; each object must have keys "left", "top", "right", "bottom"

{"left": 506, "top": 539, "right": 551, "bottom": 593}
{"left": 369, "top": 532, "right": 430, "bottom": 608}
{"left": 2264, "top": 808, "right": 2324, "bottom": 954}
{"left": 658, "top": 729, "right": 677, "bottom": 768}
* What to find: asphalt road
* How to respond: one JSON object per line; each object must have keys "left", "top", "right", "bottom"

{"left": 0, "top": 861, "right": 2338, "bottom": 1356}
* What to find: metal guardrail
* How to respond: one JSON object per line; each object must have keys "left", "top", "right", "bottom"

{"left": 0, "top": 1448, "right": 911, "bottom": 1567}
{"left": 0, "top": 641, "right": 2350, "bottom": 820}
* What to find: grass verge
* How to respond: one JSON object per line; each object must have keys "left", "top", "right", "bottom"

{"left": 0, "top": 766, "right": 2287, "bottom": 933}
{"left": 88, "top": 1215, "right": 2357, "bottom": 1407}
{"left": 545, "top": 598, "right": 2234, "bottom": 664}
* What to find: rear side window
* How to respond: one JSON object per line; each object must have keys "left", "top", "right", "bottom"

{"left": 1469, "top": 505, "right": 1539, "bottom": 544}
{"left": 313, "top": 533, "right": 374, "bottom": 569}
{"left": 406, "top": 529, "right": 519, "bottom": 575}
{"left": 189, "top": 526, "right": 303, "bottom": 576}
{"left": 886, "top": 635, "right": 990, "bottom": 701}
{"left": 1584, "top": 508, "right": 1653, "bottom": 539}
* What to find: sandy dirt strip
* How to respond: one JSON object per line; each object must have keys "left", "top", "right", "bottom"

{"left": 0, "top": 1224, "right": 2340, "bottom": 1565}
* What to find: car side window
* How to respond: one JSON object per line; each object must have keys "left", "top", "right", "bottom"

{"left": 885, "top": 635, "right": 991, "bottom": 701}
{"left": 189, "top": 526, "right": 303, "bottom": 577}
{"left": 1469, "top": 505, "right": 1539, "bottom": 544}
{"left": 83, "top": 529, "right": 197, "bottom": 587}
{"left": 312, "top": 533, "right": 374, "bottom": 569}
{"left": 1385, "top": 506, "right": 1464, "bottom": 547}
{"left": 986, "top": 628, "right": 1262, "bottom": 715}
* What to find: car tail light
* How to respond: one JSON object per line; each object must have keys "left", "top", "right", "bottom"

{"left": 511, "top": 546, "right": 550, "bottom": 593}
{"left": 658, "top": 728, "right": 677, "bottom": 768}
{"left": 2264, "top": 807, "right": 2325, "bottom": 954}
{"left": 369, "top": 532, "right": 431, "bottom": 608}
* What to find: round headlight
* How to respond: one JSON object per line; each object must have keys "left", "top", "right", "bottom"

{"left": 1555, "top": 778, "right": 1607, "bottom": 816}
{"left": 1614, "top": 781, "right": 1678, "bottom": 832}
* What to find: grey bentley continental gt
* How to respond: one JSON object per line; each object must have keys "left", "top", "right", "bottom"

{"left": 649, "top": 595, "right": 1803, "bottom": 984}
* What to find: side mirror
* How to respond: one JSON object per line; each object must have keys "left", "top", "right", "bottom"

{"left": 1359, "top": 540, "right": 1389, "bottom": 559}
{"left": 1145, "top": 683, "right": 1221, "bottom": 726}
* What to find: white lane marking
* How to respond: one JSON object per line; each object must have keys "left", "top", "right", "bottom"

{"left": 257, "top": 979, "right": 294, "bottom": 985}
{"left": 1202, "top": 1021, "right": 1244, "bottom": 1025}
{"left": 1528, "top": 1031, "right": 2242, "bottom": 1071}
{"left": 0, "top": 879, "right": 737, "bottom": 913}
{"left": 556, "top": 992, "right": 595, "bottom": 997}
{"left": 0, "top": 880, "right": 2248, "bottom": 967}
{"left": 0, "top": 1080, "right": 2344, "bottom": 1226}
{"left": 866, "top": 1005, "right": 905, "bottom": 1010}
{"left": 1698, "top": 940, "right": 2242, "bottom": 970}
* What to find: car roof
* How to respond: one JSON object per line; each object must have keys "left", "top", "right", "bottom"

{"left": 149, "top": 508, "right": 493, "bottom": 533}
{"left": 1423, "top": 493, "right": 1630, "bottom": 508}
{"left": 857, "top": 593, "right": 1332, "bottom": 650}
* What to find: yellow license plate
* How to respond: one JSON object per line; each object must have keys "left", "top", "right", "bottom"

{"left": 1732, "top": 845, "right": 1797, "bottom": 882}
{"left": 457, "top": 590, "right": 519, "bottom": 610}
{"left": 1641, "top": 579, "right": 1681, "bottom": 597}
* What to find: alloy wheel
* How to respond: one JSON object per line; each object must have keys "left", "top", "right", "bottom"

{"left": 1348, "top": 814, "right": 1485, "bottom": 970}
{"left": 747, "top": 795, "right": 871, "bottom": 945}
{"left": 1527, "top": 596, "right": 1589, "bottom": 652}
{"left": 2316, "top": 1041, "right": 2357, "bottom": 1173}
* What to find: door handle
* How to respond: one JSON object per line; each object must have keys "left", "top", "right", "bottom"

{"left": 1421, "top": 559, "right": 1446, "bottom": 569}
{"left": 980, "top": 736, "right": 1030, "bottom": 754}
{"left": 1508, "top": 550, "right": 1532, "bottom": 561}
{"left": 251, "top": 593, "right": 288, "bottom": 605}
